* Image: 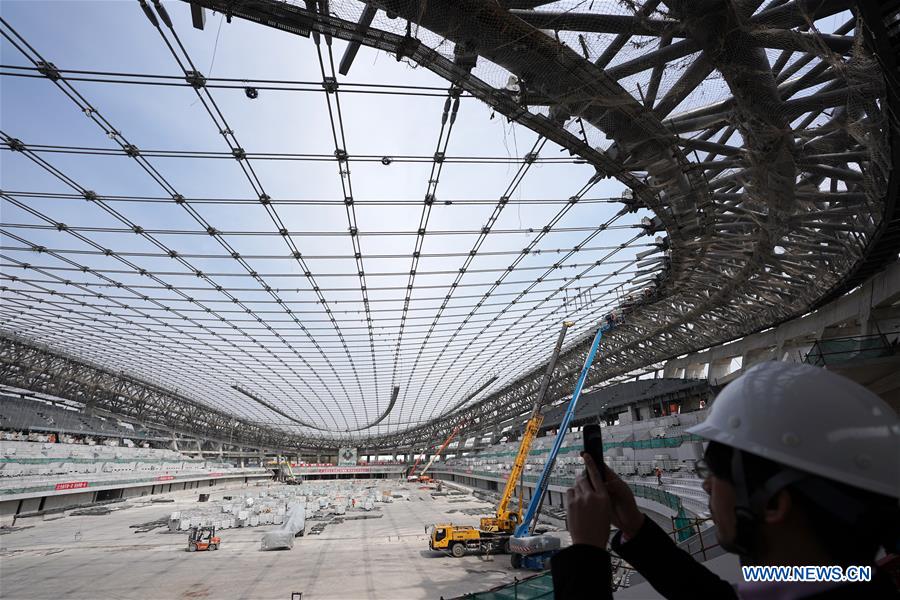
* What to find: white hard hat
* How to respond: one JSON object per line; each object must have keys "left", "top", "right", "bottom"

{"left": 687, "top": 361, "right": 900, "bottom": 498}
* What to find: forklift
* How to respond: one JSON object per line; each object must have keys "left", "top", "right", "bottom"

{"left": 187, "top": 526, "right": 221, "bottom": 552}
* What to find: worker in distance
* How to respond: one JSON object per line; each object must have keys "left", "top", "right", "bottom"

{"left": 551, "top": 361, "right": 900, "bottom": 599}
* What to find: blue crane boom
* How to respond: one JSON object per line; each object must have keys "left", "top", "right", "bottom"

{"left": 511, "top": 320, "right": 613, "bottom": 543}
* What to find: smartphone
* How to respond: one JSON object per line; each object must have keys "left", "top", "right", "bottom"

{"left": 583, "top": 424, "right": 606, "bottom": 484}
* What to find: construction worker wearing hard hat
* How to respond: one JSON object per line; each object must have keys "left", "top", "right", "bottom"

{"left": 551, "top": 361, "right": 900, "bottom": 599}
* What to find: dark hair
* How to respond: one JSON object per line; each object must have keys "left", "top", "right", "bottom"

{"left": 705, "top": 441, "right": 898, "bottom": 565}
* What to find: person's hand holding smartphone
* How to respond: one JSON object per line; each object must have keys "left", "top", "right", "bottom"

{"left": 582, "top": 424, "right": 606, "bottom": 486}
{"left": 565, "top": 424, "right": 645, "bottom": 546}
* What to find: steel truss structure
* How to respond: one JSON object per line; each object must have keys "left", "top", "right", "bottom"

{"left": 1, "top": 0, "right": 897, "bottom": 453}
{"left": 0, "top": 334, "right": 308, "bottom": 450}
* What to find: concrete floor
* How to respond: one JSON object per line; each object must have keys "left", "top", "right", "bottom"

{"left": 0, "top": 481, "right": 546, "bottom": 599}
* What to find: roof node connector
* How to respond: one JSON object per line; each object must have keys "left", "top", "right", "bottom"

{"left": 322, "top": 77, "right": 338, "bottom": 93}
{"left": 172, "top": 194, "right": 185, "bottom": 204}
{"left": 36, "top": 61, "right": 61, "bottom": 81}
{"left": 5, "top": 138, "right": 26, "bottom": 152}
{"left": 334, "top": 148, "right": 349, "bottom": 162}
{"left": 83, "top": 190, "right": 98, "bottom": 201}
{"left": 434, "top": 151, "right": 445, "bottom": 163}
{"left": 123, "top": 144, "right": 140, "bottom": 157}
{"left": 232, "top": 147, "right": 246, "bottom": 160}
{"left": 640, "top": 216, "right": 664, "bottom": 235}
{"left": 523, "top": 152, "right": 538, "bottom": 164}
{"left": 259, "top": 194, "right": 271, "bottom": 205}
{"left": 396, "top": 35, "right": 421, "bottom": 62}
{"left": 185, "top": 70, "right": 207, "bottom": 89}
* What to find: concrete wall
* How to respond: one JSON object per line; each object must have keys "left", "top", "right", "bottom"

{"left": 18, "top": 497, "right": 41, "bottom": 513}
{"left": 1, "top": 496, "right": 43, "bottom": 523}
{"left": 43, "top": 491, "right": 94, "bottom": 510}
{"left": 433, "top": 471, "right": 575, "bottom": 512}
{"left": 662, "top": 260, "right": 900, "bottom": 390}
{"left": 122, "top": 485, "right": 154, "bottom": 498}
{"left": 0, "top": 499, "right": 18, "bottom": 526}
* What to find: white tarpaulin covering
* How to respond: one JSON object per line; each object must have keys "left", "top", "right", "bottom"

{"left": 260, "top": 504, "right": 306, "bottom": 551}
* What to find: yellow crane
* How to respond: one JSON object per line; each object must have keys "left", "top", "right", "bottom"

{"left": 479, "top": 321, "right": 573, "bottom": 533}
{"left": 429, "top": 322, "right": 573, "bottom": 556}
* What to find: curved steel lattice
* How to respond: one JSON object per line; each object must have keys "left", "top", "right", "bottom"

{"left": 0, "top": 0, "right": 894, "bottom": 452}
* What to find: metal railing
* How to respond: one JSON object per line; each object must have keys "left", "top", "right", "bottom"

{"left": 611, "top": 516, "right": 718, "bottom": 590}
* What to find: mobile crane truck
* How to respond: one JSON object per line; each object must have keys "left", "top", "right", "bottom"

{"left": 407, "top": 445, "right": 430, "bottom": 481}
{"left": 508, "top": 317, "right": 619, "bottom": 570}
{"left": 429, "top": 322, "right": 573, "bottom": 557}
{"left": 417, "top": 424, "right": 463, "bottom": 483}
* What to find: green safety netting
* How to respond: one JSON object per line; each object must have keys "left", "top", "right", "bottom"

{"left": 630, "top": 483, "right": 683, "bottom": 512}
{"left": 672, "top": 507, "right": 694, "bottom": 542}
{"left": 453, "top": 471, "right": 687, "bottom": 513}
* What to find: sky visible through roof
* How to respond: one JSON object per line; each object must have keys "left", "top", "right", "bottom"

{"left": 1, "top": 1, "right": 671, "bottom": 439}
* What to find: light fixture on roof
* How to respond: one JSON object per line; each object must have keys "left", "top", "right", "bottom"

{"left": 244, "top": 87, "right": 259, "bottom": 99}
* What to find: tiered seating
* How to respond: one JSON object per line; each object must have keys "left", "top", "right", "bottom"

{"left": 440, "top": 409, "right": 711, "bottom": 514}
{"left": 0, "top": 395, "right": 164, "bottom": 440}
{"left": 0, "top": 441, "right": 267, "bottom": 493}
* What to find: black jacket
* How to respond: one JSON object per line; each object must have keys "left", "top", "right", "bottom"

{"left": 550, "top": 516, "right": 897, "bottom": 600}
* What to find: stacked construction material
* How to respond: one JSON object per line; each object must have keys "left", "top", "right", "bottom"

{"left": 260, "top": 503, "right": 306, "bottom": 550}
{"left": 166, "top": 481, "right": 407, "bottom": 532}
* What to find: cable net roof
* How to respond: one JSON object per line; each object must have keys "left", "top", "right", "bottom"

{"left": 0, "top": 1, "right": 656, "bottom": 437}
{"left": 0, "top": 0, "right": 891, "bottom": 447}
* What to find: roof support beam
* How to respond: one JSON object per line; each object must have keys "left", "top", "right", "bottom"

{"left": 338, "top": 4, "right": 377, "bottom": 75}
{"left": 509, "top": 11, "right": 683, "bottom": 37}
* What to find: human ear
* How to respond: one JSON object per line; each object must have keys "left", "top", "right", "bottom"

{"left": 763, "top": 489, "right": 792, "bottom": 525}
